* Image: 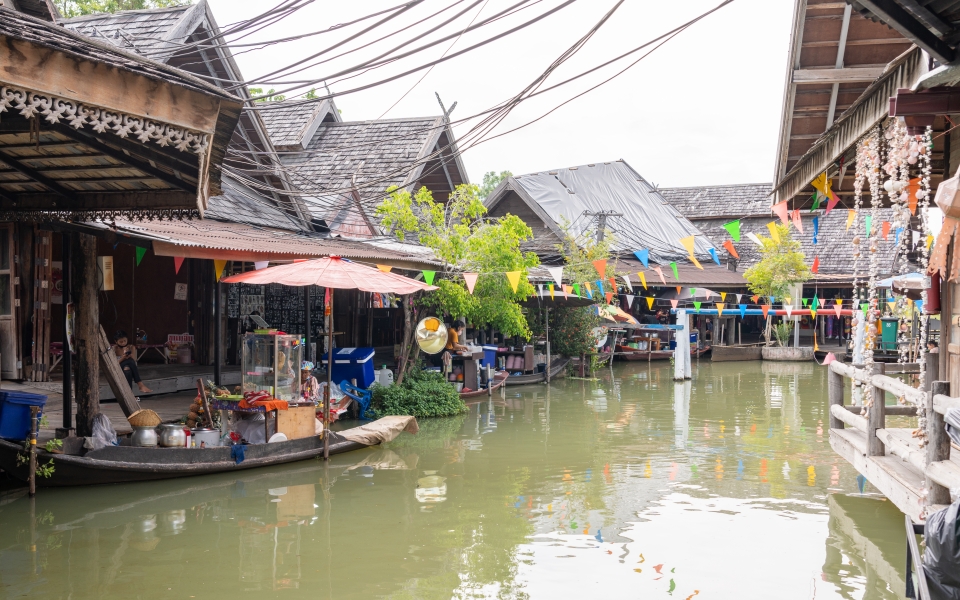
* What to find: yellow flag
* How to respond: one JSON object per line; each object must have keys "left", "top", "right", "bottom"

{"left": 549, "top": 284, "right": 555, "bottom": 300}
{"left": 214, "top": 259, "right": 228, "bottom": 281}
{"left": 646, "top": 297, "right": 654, "bottom": 309}
{"left": 766, "top": 222, "right": 780, "bottom": 244}
{"left": 814, "top": 332, "right": 819, "bottom": 352}
{"left": 638, "top": 271, "right": 647, "bottom": 290}
{"left": 811, "top": 172, "right": 830, "bottom": 196}
{"left": 835, "top": 298, "right": 843, "bottom": 306}
{"left": 505, "top": 271, "right": 521, "bottom": 293}
{"left": 927, "top": 235, "right": 934, "bottom": 251}
{"left": 720, "top": 292, "right": 727, "bottom": 301}
{"left": 376, "top": 264, "right": 393, "bottom": 273}
{"left": 679, "top": 235, "right": 696, "bottom": 255}
{"left": 690, "top": 256, "right": 703, "bottom": 270}
{"left": 716, "top": 302, "right": 725, "bottom": 317}
{"left": 887, "top": 301, "right": 896, "bottom": 314}
{"left": 846, "top": 210, "right": 856, "bottom": 231}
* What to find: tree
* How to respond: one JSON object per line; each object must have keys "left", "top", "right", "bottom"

{"left": 248, "top": 87, "right": 286, "bottom": 103}
{"left": 54, "top": 0, "right": 190, "bottom": 17}
{"left": 376, "top": 183, "right": 539, "bottom": 339}
{"left": 743, "top": 223, "right": 811, "bottom": 299}
{"left": 479, "top": 170, "right": 512, "bottom": 198}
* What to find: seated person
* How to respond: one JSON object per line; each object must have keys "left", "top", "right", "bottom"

{"left": 113, "top": 330, "right": 151, "bottom": 394}
{"left": 446, "top": 319, "right": 468, "bottom": 353}
{"left": 300, "top": 362, "right": 320, "bottom": 404}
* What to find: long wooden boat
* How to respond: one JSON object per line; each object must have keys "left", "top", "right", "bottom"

{"left": 502, "top": 357, "right": 570, "bottom": 386}
{"left": 0, "top": 417, "right": 413, "bottom": 487}
{"left": 615, "top": 344, "right": 712, "bottom": 361}
{"left": 710, "top": 345, "right": 763, "bottom": 362}
{"left": 460, "top": 372, "right": 508, "bottom": 398}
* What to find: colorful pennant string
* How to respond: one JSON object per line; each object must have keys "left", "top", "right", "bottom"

{"left": 463, "top": 272, "right": 478, "bottom": 294}
{"left": 723, "top": 220, "right": 741, "bottom": 242}
{"left": 634, "top": 249, "right": 650, "bottom": 268}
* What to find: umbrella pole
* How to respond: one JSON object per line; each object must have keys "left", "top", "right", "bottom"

{"left": 324, "top": 289, "right": 333, "bottom": 460}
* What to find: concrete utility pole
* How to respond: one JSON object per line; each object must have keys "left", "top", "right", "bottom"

{"left": 583, "top": 210, "right": 622, "bottom": 242}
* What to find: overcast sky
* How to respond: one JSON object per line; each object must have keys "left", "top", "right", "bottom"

{"left": 207, "top": 0, "right": 795, "bottom": 188}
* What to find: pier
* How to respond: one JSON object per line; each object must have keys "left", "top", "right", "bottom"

{"left": 827, "top": 357, "right": 959, "bottom": 522}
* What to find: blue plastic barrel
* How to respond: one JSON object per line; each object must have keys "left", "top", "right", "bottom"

{"left": 0, "top": 391, "right": 47, "bottom": 440}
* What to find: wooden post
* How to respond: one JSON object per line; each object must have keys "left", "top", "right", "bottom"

{"left": 927, "top": 380, "right": 952, "bottom": 505}
{"left": 61, "top": 232, "right": 72, "bottom": 432}
{"left": 70, "top": 233, "right": 99, "bottom": 437}
{"left": 487, "top": 365, "right": 492, "bottom": 397}
{"left": 304, "top": 286, "right": 312, "bottom": 363}
{"left": 828, "top": 364, "right": 844, "bottom": 429}
{"left": 868, "top": 363, "right": 885, "bottom": 457}
{"left": 924, "top": 351, "right": 939, "bottom": 393}
{"left": 324, "top": 288, "right": 333, "bottom": 460}
{"left": 28, "top": 406, "right": 37, "bottom": 497}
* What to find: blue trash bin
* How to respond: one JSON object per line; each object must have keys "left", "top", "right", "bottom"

{"left": 321, "top": 347, "right": 376, "bottom": 388}
{"left": 480, "top": 346, "right": 499, "bottom": 369}
{"left": 0, "top": 391, "right": 47, "bottom": 440}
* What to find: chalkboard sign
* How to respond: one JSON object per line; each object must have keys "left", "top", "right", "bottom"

{"left": 220, "top": 283, "right": 325, "bottom": 337}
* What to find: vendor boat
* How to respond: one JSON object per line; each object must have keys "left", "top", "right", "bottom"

{"left": 709, "top": 344, "right": 763, "bottom": 362}
{"left": 459, "top": 371, "right": 509, "bottom": 398}
{"left": 0, "top": 416, "right": 417, "bottom": 487}
{"left": 614, "top": 344, "right": 712, "bottom": 361}
{"left": 502, "top": 357, "right": 570, "bottom": 386}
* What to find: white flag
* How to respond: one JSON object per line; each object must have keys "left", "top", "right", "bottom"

{"left": 735, "top": 294, "right": 742, "bottom": 304}
{"left": 537, "top": 284, "right": 544, "bottom": 296}
{"left": 784, "top": 304, "right": 793, "bottom": 317}
{"left": 625, "top": 294, "right": 634, "bottom": 309}
{"left": 547, "top": 266, "right": 564, "bottom": 288}
{"left": 254, "top": 261, "right": 269, "bottom": 270}
{"left": 621, "top": 274, "right": 632, "bottom": 290}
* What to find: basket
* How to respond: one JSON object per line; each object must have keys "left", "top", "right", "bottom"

{"left": 128, "top": 409, "right": 162, "bottom": 428}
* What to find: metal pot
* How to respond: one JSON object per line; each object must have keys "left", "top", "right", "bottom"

{"left": 190, "top": 427, "right": 221, "bottom": 447}
{"left": 157, "top": 423, "right": 187, "bottom": 448}
{"left": 131, "top": 426, "right": 158, "bottom": 447}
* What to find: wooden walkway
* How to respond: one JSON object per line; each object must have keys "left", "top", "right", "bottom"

{"left": 25, "top": 364, "right": 241, "bottom": 400}
{"left": 828, "top": 360, "right": 960, "bottom": 522}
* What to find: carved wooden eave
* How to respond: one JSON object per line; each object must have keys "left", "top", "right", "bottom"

{"left": 0, "top": 8, "right": 243, "bottom": 221}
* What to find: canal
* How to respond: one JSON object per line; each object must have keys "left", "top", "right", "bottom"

{"left": 0, "top": 361, "right": 908, "bottom": 599}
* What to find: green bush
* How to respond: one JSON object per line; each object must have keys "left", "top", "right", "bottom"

{"left": 551, "top": 306, "right": 600, "bottom": 357}
{"left": 371, "top": 367, "right": 467, "bottom": 418}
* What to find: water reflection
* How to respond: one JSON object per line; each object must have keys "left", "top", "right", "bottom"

{"left": 0, "top": 361, "right": 905, "bottom": 599}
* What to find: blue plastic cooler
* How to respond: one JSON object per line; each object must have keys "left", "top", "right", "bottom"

{"left": 321, "top": 347, "right": 376, "bottom": 388}
{"left": 0, "top": 391, "right": 47, "bottom": 440}
{"left": 480, "top": 346, "right": 499, "bottom": 369}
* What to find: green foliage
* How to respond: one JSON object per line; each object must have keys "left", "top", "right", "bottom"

{"left": 371, "top": 367, "right": 467, "bottom": 418}
{"left": 743, "top": 223, "right": 811, "bottom": 299}
{"left": 248, "top": 87, "right": 286, "bottom": 103}
{"left": 772, "top": 320, "right": 794, "bottom": 347}
{"left": 376, "top": 184, "right": 539, "bottom": 338}
{"left": 44, "top": 439, "right": 63, "bottom": 453}
{"left": 551, "top": 306, "right": 600, "bottom": 357}
{"left": 305, "top": 88, "right": 318, "bottom": 99}
{"left": 54, "top": 0, "right": 190, "bottom": 17}
{"left": 479, "top": 170, "right": 512, "bottom": 198}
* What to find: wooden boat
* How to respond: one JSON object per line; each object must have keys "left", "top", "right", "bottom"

{"left": 0, "top": 417, "right": 414, "bottom": 487}
{"left": 459, "top": 372, "right": 509, "bottom": 398}
{"left": 615, "top": 344, "right": 712, "bottom": 361}
{"left": 710, "top": 345, "right": 763, "bottom": 362}
{"left": 502, "top": 357, "right": 570, "bottom": 386}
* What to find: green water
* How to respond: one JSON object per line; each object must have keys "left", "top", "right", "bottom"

{"left": 0, "top": 361, "right": 908, "bottom": 599}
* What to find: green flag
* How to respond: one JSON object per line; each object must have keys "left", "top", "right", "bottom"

{"left": 811, "top": 295, "right": 819, "bottom": 311}
{"left": 573, "top": 283, "right": 581, "bottom": 296}
{"left": 801, "top": 298, "right": 808, "bottom": 307}
{"left": 723, "top": 220, "right": 741, "bottom": 242}
{"left": 693, "top": 301, "right": 701, "bottom": 312}
{"left": 690, "top": 288, "right": 697, "bottom": 296}
{"left": 135, "top": 246, "right": 146, "bottom": 266}
{"left": 670, "top": 262, "right": 679, "bottom": 280}
{"left": 865, "top": 215, "right": 873, "bottom": 237}
{"left": 423, "top": 270, "right": 436, "bottom": 285}
{"left": 810, "top": 191, "right": 821, "bottom": 211}
{"left": 860, "top": 302, "right": 868, "bottom": 316}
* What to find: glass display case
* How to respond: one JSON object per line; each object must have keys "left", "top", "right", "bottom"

{"left": 241, "top": 333, "right": 302, "bottom": 401}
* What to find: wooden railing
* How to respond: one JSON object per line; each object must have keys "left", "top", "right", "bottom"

{"left": 828, "top": 354, "right": 955, "bottom": 507}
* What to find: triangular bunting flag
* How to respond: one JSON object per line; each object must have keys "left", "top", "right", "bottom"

{"left": 810, "top": 191, "right": 821, "bottom": 211}
{"left": 881, "top": 221, "right": 891, "bottom": 240}
{"left": 736, "top": 294, "right": 743, "bottom": 303}
{"left": 610, "top": 276, "right": 618, "bottom": 293}
{"left": 772, "top": 200, "right": 790, "bottom": 225}
{"left": 761, "top": 305, "right": 770, "bottom": 319}
{"left": 916, "top": 299, "right": 924, "bottom": 312}
{"left": 537, "top": 284, "right": 544, "bottom": 296}
{"left": 573, "top": 283, "right": 581, "bottom": 296}
{"left": 670, "top": 299, "right": 679, "bottom": 309}
{"left": 592, "top": 259, "right": 607, "bottom": 279}
{"left": 423, "top": 270, "right": 436, "bottom": 285}
{"left": 377, "top": 264, "right": 393, "bottom": 273}
{"left": 654, "top": 267, "right": 666, "bottom": 284}
{"left": 585, "top": 283, "right": 593, "bottom": 299}
{"left": 604, "top": 292, "right": 613, "bottom": 304}
{"left": 769, "top": 296, "right": 776, "bottom": 305}
{"left": 812, "top": 256, "right": 820, "bottom": 274}
{"left": 597, "top": 280, "right": 605, "bottom": 296}
{"left": 709, "top": 247, "right": 720, "bottom": 265}
{"left": 625, "top": 294, "right": 634, "bottom": 309}
{"left": 638, "top": 271, "right": 647, "bottom": 290}
{"left": 463, "top": 272, "right": 479, "bottom": 294}
{"left": 812, "top": 172, "right": 830, "bottom": 196}
{"left": 723, "top": 220, "right": 741, "bottom": 242}
{"left": 720, "top": 292, "right": 727, "bottom": 301}
{"left": 214, "top": 259, "right": 228, "bottom": 281}
{"left": 723, "top": 239, "right": 739, "bottom": 259}
{"left": 174, "top": 256, "right": 186, "bottom": 274}
{"left": 549, "top": 284, "right": 555, "bottom": 300}
{"left": 690, "top": 255, "right": 703, "bottom": 270}
{"left": 811, "top": 296, "right": 819, "bottom": 311}
{"left": 739, "top": 304, "right": 747, "bottom": 318}
{"left": 693, "top": 301, "right": 702, "bottom": 313}
{"left": 928, "top": 235, "right": 934, "bottom": 251}
{"left": 135, "top": 246, "right": 147, "bottom": 266}
{"left": 691, "top": 288, "right": 697, "bottom": 296}
{"left": 747, "top": 232, "right": 763, "bottom": 246}
{"left": 505, "top": 271, "right": 521, "bottom": 293}
{"left": 563, "top": 285, "right": 573, "bottom": 295}
{"left": 767, "top": 222, "right": 781, "bottom": 244}
{"left": 679, "top": 235, "right": 696, "bottom": 256}
{"left": 846, "top": 210, "right": 856, "bottom": 231}
{"left": 895, "top": 227, "right": 904, "bottom": 245}
{"left": 825, "top": 190, "right": 840, "bottom": 215}
{"left": 887, "top": 300, "right": 896, "bottom": 314}
{"left": 865, "top": 215, "right": 873, "bottom": 237}
{"left": 784, "top": 304, "right": 793, "bottom": 317}
{"left": 634, "top": 249, "right": 650, "bottom": 268}
{"left": 812, "top": 216, "right": 819, "bottom": 245}
{"left": 676, "top": 286, "right": 682, "bottom": 294}
{"left": 833, "top": 304, "right": 842, "bottom": 318}
{"left": 547, "top": 266, "right": 564, "bottom": 288}
{"left": 646, "top": 297, "right": 654, "bottom": 309}
{"left": 801, "top": 298, "right": 808, "bottom": 307}
{"left": 670, "top": 262, "right": 679, "bottom": 280}
{"left": 622, "top": 274, "right": 632, "bottom": 290}
{"left": 908, "top": 177, "right": 920, "bottom": 215}
{"left": 860, "top": 302, "right": 868, "bottom": 316}
{"left": 791, "top": 209, "right": 803, "bottom": 233}
{"left": 716, "top": 303, "right": 725, "bottom": 317}
{"left": 751, "top": 295, "right": 760, "bottom": 304}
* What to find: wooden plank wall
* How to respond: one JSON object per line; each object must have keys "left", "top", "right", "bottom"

{"left": 31, "top": 230, "right": 51, "bottom": 381}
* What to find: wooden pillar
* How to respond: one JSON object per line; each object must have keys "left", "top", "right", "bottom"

{"left": 927, "top": 380, "right": 952, "bottom": 505}
{"left": 70, "top": 233, "right": 99, "bottom": 437}
{"left": 828, "top": 364, "right": 844, "bottom": 429}
{"left": 868, "top": 363, "right": 885, "bottom": 457}
{"left": 924, "top": 352, "right": 939, "bottom": 393}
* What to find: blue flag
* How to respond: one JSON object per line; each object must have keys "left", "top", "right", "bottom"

{"left": 812, "top": 216, "right": 819, "bottom": 245}
{"left": 634, "top": 249, "right": 650, "bottom": 269}
{"left": 708, "top": 248, "right": 720, "bottom": 265}
{"left": 895, "top": 227, "right": 904, "bottom": 245}
{"left": 739, "top": 304, "right": 747, "bottom": 318}
{"left": 596, "top": 280, "right": 604, "bottom": 296}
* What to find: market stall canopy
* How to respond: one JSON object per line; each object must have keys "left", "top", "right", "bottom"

{"left": 222, "top": 256, "right": 438, "bottom": 294}
{"left": 0, "top": 8, "right": 243, "bottom": 219}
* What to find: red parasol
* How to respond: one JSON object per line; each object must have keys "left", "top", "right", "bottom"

{"left": 221, "top": 256, "right": 437, "bottom": 293}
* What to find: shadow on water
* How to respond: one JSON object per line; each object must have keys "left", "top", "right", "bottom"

{"left": 0, "top": 361, "right": 911, "bottom": 599}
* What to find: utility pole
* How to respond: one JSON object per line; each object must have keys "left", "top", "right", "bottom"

{"left": 583, "top": 210, "right": 622, "bottom": 242}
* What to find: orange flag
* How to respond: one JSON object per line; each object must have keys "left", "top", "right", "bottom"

{"left": 812, "top": 256, "right": 820, "bottom": 274}
{"left": 907, "top": 177, "right": 921, "bottom": 215}
{"left": 376, "top": 264, "right": 393, "bottom": 273}
{"left": 751, "top": 295, "right": 760, "bottom": 304}
{"left": 723, "top": 239, "right": 739, "bottom": 259}
{"left": 604, "top": 292, "right": 613, "bottom": 303}
{"left": 592, "top": 259, "right": 607, "bottom": 279}
{"left": 881, "top": 221, "right": 891, "bottom": 240}
{"left": 214, "top": 259, "right": 227, "bottom": 281}
{"left": 761, "top": 305, "right": 770, "bottom": 319}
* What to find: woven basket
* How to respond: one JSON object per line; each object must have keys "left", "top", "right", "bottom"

{"left": 128, "top": 409, "right": 162, "bottom": 428}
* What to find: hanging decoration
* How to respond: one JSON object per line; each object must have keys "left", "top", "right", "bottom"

{"left": 739, "top": 304, "right": 746, "bottom": 318}
{"left": 174, "top": 256, "right": 186, "bottom": 274}
{"left": 812, "top": 216, "right": 819, "bottom": 245}
{"left": 505, "top": 271, "right": 521, "bottom": 292}
{"left": 791, "top": 209, "right": 803, "bottom": 233}
{"left": 746, "top": 232, "right": 763, "bottom": 246}
{"left": 653, "top": 266, "right": 666, "bottom": 284}
{"left": 772, "top": 200, "right": 790, "bottom": 225}
{"left": 377, "top": 264, "right": 393, "bottom": 273}
{"left": 592, "top": 259, "right": 607, "bottom": 279}
{"left": 621, "top": 274, "right": 632, "bottom": 290}
{"left": 716, "top": 303, "right": 725, "bottom": 317}
{"left": 708, "top": 248, "right": 720, "bottom": 265}
{"left": 462, "top": 272, "right": 478, "bottom": 294}
{"left": 638, "top": 271, "right": 648, "bottom": 290}
{"left": 881, "top": 221, "right": 891, "bottom": 240}
{"left": 812, "top": 256, "right": 819, "bottom": 274}
{"left": 723, "top": 220, "right": 741, "bottom": 242}
{"left": 846, "top": 210, "right": 856, "bottom": 230}
{"left": 761, "top": 305, "right": 770, "bottom": 319}
{"left": 634, "top": 249, "right": 650, "bottom": 268}
{"left": 670, "top": 299, "right": 679, "bottom": 309}
{"left": 646, "top": 297, "right": 654, "bottom": 309}
{"left": 214, "top": 259, "right": 228, "bottom": 281}
{"left": 254, "top": 260, "right": 269, "bottom": 270}
{"left": 573, "top": 283, "right": 581, "bottom": 296}
{"left": 548, "top": 284, "right": 555, "bottom": 299}
{"left": 423, "top": 270, "right": 437, "bottom": 285}
{"left": 624, "top": 294, "right": 634, "bottom": 309}
{"left": 669, "top": 262, "right": 679, "bottom": 280}
{"left": 766, "top": 222, "right": 780, "bottom": 244}
{"left": 547, "top": 266, "right": 564, "bottom": 288}
{"left": 723, "top": 239, "right": 739, "bottom": 259}
{"left": 679, "top": 236, "right": 702, "bottom": 269}
{"left": 135, "top": 246, "right": 147, "bottom": 266}
{"left": 692, "top": 301, "right": 702, "bottom": 313}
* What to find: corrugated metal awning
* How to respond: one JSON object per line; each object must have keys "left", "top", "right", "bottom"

{"left": 772, "top": 47, "right": 925, "bottom": 204}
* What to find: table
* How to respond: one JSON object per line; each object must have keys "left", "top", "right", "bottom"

{"left": 136, "top": 344, "right": 169, "bottom": 363}
{"left": 450, "top": 351, "right": 483, "bottom": 389}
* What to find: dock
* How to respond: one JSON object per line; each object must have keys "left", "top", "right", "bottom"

{"left": 827, "top": 358, "right": 960, "bottom": 522}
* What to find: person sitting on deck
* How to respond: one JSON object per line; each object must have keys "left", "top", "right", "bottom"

{"left": 928, "top": 340, "right": 940, "bottom": 354}
{"left": 301, "top": 361, "right": 320, "bottom": 404}
{"left": 113, "top": 330, "right": 151, "bottom": 394}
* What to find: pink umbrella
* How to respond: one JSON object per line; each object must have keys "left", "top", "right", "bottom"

{"left": 222, "top": 257, "right": 436, "bottom": 458}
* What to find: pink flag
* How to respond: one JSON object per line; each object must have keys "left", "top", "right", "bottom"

{"left": 772, "top": 200, "right": 790, "bottom": 225}
{"left": 670, "top": 299, "right": 679, "bottom": 309}
{"left": 174, "top": 256, "right": 185, "bottom": 274}
{"left": 653, "top": 266, "right": 666, "bottom": 284}
{"left": 463, "top": 272, "right": 479, "bottom": 294}
{"left": 791, "top": 209, "right": 803, "bottom": 233}
{"left": 833, "top": 304, "right": 843, "bottom": 318}
{"left": 825, "top": 190, "right": 840, "bottom": 215}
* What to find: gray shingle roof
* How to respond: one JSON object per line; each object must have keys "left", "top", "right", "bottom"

{"left": 59, "top": 5, "right": 193, "bottom": 57}
{"left": 205, "top": 177, "right": 302, "bottom": 230}
{"left": 659, "top": 183, "right": 774, "bottom": 218}
{"left": 259, "top": 99, "right": 338, "bottom": 149}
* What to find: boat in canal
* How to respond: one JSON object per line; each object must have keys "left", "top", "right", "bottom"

{"left": 459, "top": 371, "right": 509, "bottom": 397}
{"left": 710, "top": 344, "right": 763, "bottom": 362}
{"left": 0, "top": 416, "right": 418, "bottom": 487}
{"left": 614, "top": 344, "right": 711, "bottom": 361}
{"left": 502, "top": 357, "right": 570, "bottom": 386}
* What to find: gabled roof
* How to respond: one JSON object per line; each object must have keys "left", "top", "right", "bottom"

{"left": 660, "top": 183, "right": 773, "bottom": 219}
{"left": 484, "top": 160, "right": 715, "bottom": 265}
{"left": 259, "top": 99, "right": 341, "bottom": 151}
{"left": 59, "top": 5, "right": 195, "bottom": 58}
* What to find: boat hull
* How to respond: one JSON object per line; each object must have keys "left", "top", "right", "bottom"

{"left": 502, "top": 358, "right": 570, "bottom": 386}
{"left": 710, "top": 346, "right": 763, "bottom": 362}
{"left": 460, "top": 373, "right": 509, "bottom": 398}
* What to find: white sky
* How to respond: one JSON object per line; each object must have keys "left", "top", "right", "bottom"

{"left": 207, "top": 0, "right": 795, "bottom": 188}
